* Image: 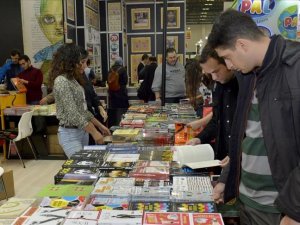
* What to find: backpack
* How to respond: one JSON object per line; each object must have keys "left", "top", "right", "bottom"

{"left": 107, "top": 67, "right": 121, "bottom": 91}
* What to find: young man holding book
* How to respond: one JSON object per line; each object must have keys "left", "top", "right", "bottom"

{"left": 208, "top": 9, "right": 300, "bottom": 225}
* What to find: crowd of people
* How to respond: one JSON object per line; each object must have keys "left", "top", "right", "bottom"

{"left": 0, "top": 8, "right": 300, "bottom": 225}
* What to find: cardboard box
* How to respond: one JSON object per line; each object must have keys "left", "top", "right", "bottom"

{"left": 47, "top": 134, "right": 64, "bottom": 155}
{"left": 0, "top": 170, "right": 15, "bottom": 200}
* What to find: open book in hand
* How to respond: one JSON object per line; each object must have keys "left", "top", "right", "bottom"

{"left": 173, "top": 144, "right": 221, "bottom": 169}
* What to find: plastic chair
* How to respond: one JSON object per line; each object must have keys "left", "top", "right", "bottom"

{"left": 7, "top": 110, "right": 37, "bottom": 168}
{"left": 0, "top": 167, "right": 8, "bottom": 200}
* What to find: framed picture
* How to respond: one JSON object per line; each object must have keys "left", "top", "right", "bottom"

{"left": 166, "top": 36, "right": 178, "bottom": 52}
{"left": 131, "top": 37, "right": 151, "bottom": 53}
{"left": 161, "top": 7, "right": 180, "bottom": 29}
{"left": 157, "top": 53, "right": 183, "bottom": 65}
{"left": 66, "top": 0, "right": 75, "bottom": 21}
{"left": 131, "top": 8, "right": 151, "bottom": 30}
{"left": 130, "top": 54, "right": 143, "bottom": 84}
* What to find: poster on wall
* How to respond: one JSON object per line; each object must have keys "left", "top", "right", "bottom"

{"left": 109, "top": 33, "right": 120, "bottom": 67}
{"left": 108, "top": 2, "right": 122, "bottom": 31}
{"left": 130, "top": 54, "right": 143, "bottom": 84}
{"left": 131, "top": 37, "right": 151, "bottom": 53}
{"left": 161, "top": 7, "right": 180, "bottom": 29}
{"left": 21, "top": 0, "right": 64, "bottom": 84}
{"left": 131, "top": 8, "right": 151, "bottom": 30}
{"left": 85, "top": 7, "right": 99, "bottom": 29}
{"left": 66, "top": 0, "right": 75, "bottom": 21}
{"left": 233, "top": 0, "right": 300, "bottom": 40}
{"left": 167, "top": 36, "right": 179, "bottom": 52}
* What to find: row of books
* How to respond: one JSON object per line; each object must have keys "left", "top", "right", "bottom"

{"left": 12, "top": 207, "right": 224, "bottom": 225}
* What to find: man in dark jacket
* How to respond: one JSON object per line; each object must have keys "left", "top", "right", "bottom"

{"left": 137, "top": 56, "right": 157, "bottom": 102}
{"left": 208, "top": 9, "right": 300, "bottom": 225}
{"left": 187, "top": 45, "right": 238, "bottom": 168}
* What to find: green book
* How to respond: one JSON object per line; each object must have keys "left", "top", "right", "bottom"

{"left": 37, "top": 184, "right": 93, "bottom": 197}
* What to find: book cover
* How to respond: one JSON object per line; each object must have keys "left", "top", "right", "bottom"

{"left": 63, "top": 219, "right": 98, "bottom": 225}
{"left": 10, "top": 78, "right": 27, "bottom": 93}
{"left": 129, "top": 166, "right": 169, "bottom": 181}
{"left": 37, "top": 184, "right": 93, "bottom": 197}
{"left": 130, "top": 202, "right": 171, "bottom": 212}
{"left": 21, "top": 207, "right": 70, "bottom": 225}
{"left": 66, "top": 210, "right": 100, "bottom": 220}
{"left": 84, "top": 196, "right": 129, "bottom": 210}
{"left": 62, "top": 159, "right": 102, "bottom": 168}
{"left": 39, "top": 196, "right": 86, "bottom": 210}
{"left": 98, "top": 170, "right": 129, "bottom": 178}
{"left": 0, "top": 198, "right": 36, "bottom": 219}
{"left": 135, "top": 161, "right": 170, "bottom": 168}
{"left": 172, "top": 202, "right": 216, "bottom": 213}
{"left": 143, "top": 212, "right": 190, "bottom": 225}
{"left": 190, "top": 213, "right": 224, "bottom": 225}
{"left": 95, "top": 178, "right": 135, "bottom": 187}
{"left": 99, "top": 161, "right": 135, "bottom": 170}
{"left": 70, "top": 151, "right": 106, "bottom": 160}
{"left": 98, "top": 210, "right": 143, "bottom": 225}
{"left": 55, "top": 167, "right": 99, "bottom": 183}
{"left": 106, "top": 154, "right": 140, "bottom": 162}
{"left": 57, "top": 179, "right": 96, "bottom": 185}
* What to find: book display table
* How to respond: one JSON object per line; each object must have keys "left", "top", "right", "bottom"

{"left": 6, "top": 103, "right": 234, "bottom": 225}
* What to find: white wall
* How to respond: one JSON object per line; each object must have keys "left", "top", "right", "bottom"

{"left": 185, "top": 24, "right": 213, "bottom": 53}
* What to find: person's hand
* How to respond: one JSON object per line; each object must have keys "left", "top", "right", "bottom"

{"left": 92, "top": 131, "right": 104, "bottom": 144}
{"left": 187, "top": 121, "right": 199, "bottom": 130}
{"left": 186, "top": 138, "right": 201, "bottom": 145}
{"left": 220, "top": 156, "right": 230, "bottom": 168}
{"left": 213, "top": 182, "right": 225, "bottom": 204}
{"left": 39, "top": 97, "right": 48, "bottom": 105}
{"left": 18, "top": 78, "right": 28, "bottom": 84}
{"left": 98, "top": 125, "right": 111, "bottom": 136}
{"left": 280, "top": 216, "right": 300, "bottom": 225}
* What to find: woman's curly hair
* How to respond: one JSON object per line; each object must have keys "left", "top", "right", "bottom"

{"left": 48, "top": 43, "right": 85, "bottom": 88}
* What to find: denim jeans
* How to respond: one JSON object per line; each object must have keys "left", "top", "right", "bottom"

{"left": 57, "top": 126, "right": 89, "bottom": 158}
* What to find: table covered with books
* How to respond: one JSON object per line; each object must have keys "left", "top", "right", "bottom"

{"left": 1, "top": 103, "right": 235, "bottom": 225}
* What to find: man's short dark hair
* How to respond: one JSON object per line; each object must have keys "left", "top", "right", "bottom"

{"left": 208, "top": 9, "right": 265, "bottom": 49}
{"left": 149, "top": 56, "right": 157, "bottom": 62}
{"left": 166, "top": 48, "right": 176, "bottom": 55}
{"left": 19, "top": 55, "right": 30, "bottom": 62}
{"left": 10, "top": 49, "right": 21, "bottom": 57}
{"left": 199, "top": 44, "right": 225, "bottom": 65}
{"left": 142, "top": 54, "right": 149, "bottom": 61}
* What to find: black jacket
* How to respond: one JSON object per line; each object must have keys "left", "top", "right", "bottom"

{"left": 137, "top": 62, "right": 157, "bottom": 102}
{"left": 225, "top": 35, "right": 300, "bottom": 222}
{"left": 137, "top": 62, "right": 145, "bottom": 81}
{"left": 197, "top": 76, "right": 238, "bottom": 161}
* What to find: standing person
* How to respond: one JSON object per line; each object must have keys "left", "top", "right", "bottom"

{"left": 187, "top": 45, "right": 238, "bottom": 168}
{"left": 17, "top": 55, "right": 43, "bottom": 105}
{"left": 0, "top": 50, "right": 23, "bottom": 90}
{"left": 208, "top": 9, "right": 300, "bottom": 225}
{"left": 151, "top": 48, "right": 186, "bottom": 103}
{"left": 185, "top": 57, "right": 213, "bottom": 129}
{"left": 107, "top": 57, "right": 129, "bottom": 127}
{"left": 137, "top": 54, "right": 149, "bottom": 81}
{"left": 137, "top": 56, "right": 157, "bottom": 102}
{"left": 49, "top": 43, "right": 108, "bottom": 158}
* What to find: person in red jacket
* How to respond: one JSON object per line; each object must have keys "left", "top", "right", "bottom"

{"left": 17, "top": 55, "right": 43, "bottom": 104}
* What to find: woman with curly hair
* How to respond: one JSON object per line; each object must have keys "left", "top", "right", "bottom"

{"left": 185, "top": 58, "right": 214, "bottom": 130}
{"left": 49, "top": 43, "right": 109, "bottom": 158}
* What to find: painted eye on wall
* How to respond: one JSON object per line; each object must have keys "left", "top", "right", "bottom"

{"left": 42, "top": 15, "right": 56, "bottom": 24}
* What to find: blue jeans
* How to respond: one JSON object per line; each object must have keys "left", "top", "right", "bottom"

{"left": 57, "top": 127, "right": 89, "bottom": 158}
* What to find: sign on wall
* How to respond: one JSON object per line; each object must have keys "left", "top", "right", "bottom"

{"left": 232, "top": 0, "right": 300, "bottom": 40}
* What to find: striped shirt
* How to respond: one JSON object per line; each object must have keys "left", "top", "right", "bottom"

{"left": 239, "top": 90, "right": 279, "bottom": 213}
